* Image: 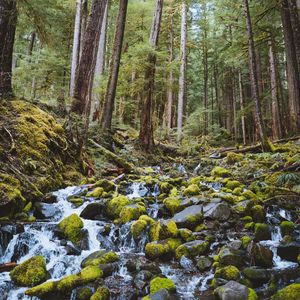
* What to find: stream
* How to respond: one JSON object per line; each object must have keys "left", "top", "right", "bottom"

{"left": 0, "top": 166, "right": 299, "bottom": 299}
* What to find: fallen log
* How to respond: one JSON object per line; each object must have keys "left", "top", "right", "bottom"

{"left": 88, "top": 139, "right": 135, "bottom": 173}
{"left": 0, "top": 262, "right": 17, "bottom": 273}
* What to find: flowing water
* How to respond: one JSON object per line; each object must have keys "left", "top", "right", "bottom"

{"left": 0, "top": 177, "right": 299, "bottom": 299}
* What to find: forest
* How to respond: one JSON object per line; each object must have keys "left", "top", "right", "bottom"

{"left": 0, "top": 0, "right": 300, "bottom": 299}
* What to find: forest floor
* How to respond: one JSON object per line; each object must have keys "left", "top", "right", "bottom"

{"left": 0, "top": 100, "right": 300, "bottom": 300}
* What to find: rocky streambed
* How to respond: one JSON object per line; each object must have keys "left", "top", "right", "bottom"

{"left": 0, "top": 153, "right": 300, "bottom": 300}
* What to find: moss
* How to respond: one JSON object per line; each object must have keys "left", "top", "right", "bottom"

{"left": 254, "top": 223, "right": 271, "bottom": 241}
{"left": 119, "top": 203, "right": 146, "bottom": 224}
{"left": 233, "top": 187, "right": 243, "bottom": 195}
{"left": 298, "top": 254, "right": 300, "bottom": 265}
{"left": 225, "top": 180, "right": 242, "bottom": 190}
{"left": 139, "top": 215, "right": 156, "bottom": 225}
{"left": 107, "top": 195, "right": 130, "bottom": 219}
{"left": 280, "top": 221, "right": 295, "bottom": 236}
{"left": 245, "top": 222, "right": 255, "bottom": 230}
{"left": 27, "top": 216, "right": 36, "bottom": 222}
{"left": 194, "top": 224, "right": 207, "bottom": 232}
{"left": 248, "top": 288, "right": 258, "bottom": 300}
{"left": 241, "top": 236, "right": 252, "bottom": 249}
{"left": 251, "top": 205, "right": 265, "bottom": 222}
{"left": 241, "top": 216, "right": 253, "bottom": 222}
{"left": 226, "top": 152, "right": 243, "bottom": 164}
{"left": 190, "top": 176, "right": 203, "bottom": 185}
{"left": 131, "top": 219, "right": 148, "bottom": 239}
{"left": 271, "top": 283, "right": 300, "bottom": 300}
{"left": 145, "top": 242, "right": 170, "bottom": 260}
{"left": 81, "top": 251, "right": 119, "bottom": 268}
{"left": 166, "top": 238, "right": 182, "bottom": 251}
{"left": 10, "top": 256, "right": 48, "bottom": 287}
{"left": 94, "top": 179, "right": 115, "bottom": 192}
{"left": 23, "top": 201, "right": 32, "bottom": 213}
{"left": 183, "top": 184, "right": 200, "bottom": 196}
{"left": 86, "top": 187, "right": 104, "bottom": 198}
{"left": 211, "top": 166, "right": 231, "bottom": 177}
{"left": 58, "top": 213, "right": 84, "bottom": 246}
{"left": 163, "top": 197, "right": 181, "bottom": 215}
{"left": 175, "top": 241, "right": 209, "bottom": 260}
{"left": 76, "top": 287, "right": 93, "bottom": 300}
{"left": 150, "top": 220, "right": 178, "bottom": 241}
{"left": 150, "top": 277, "right": 176, "bottom": 294}
{"left": 178, "top": 228, "right": 194, "bottom": 242}
{"left": 242, "top": 190, "right": 258, "bottom": 200}
{"left": 25, "top": 266, "right": 103, "bottom": 297}
{"left": 215, "top": 265, "right": 240, "bottom": 281}
{"left": 68, "top": 197, "right": 83, "bottom": 207}
{"left": 159, "top": 182, "right": 174, "bottom": 194}
{"left": 90, "top": 286, "right": 110, "bottom": 300}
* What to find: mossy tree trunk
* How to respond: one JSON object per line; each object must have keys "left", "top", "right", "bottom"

{"left": 0, "top": 0, "right": 17, "bottom": 100}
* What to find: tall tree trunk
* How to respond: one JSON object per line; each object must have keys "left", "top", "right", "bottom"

{"left": 203, "top": 31, "right": 209, "bottom": 136}
{"left": 139, "top": 0, "right": 164, "bottom": 150}
{"left": 101, "top": 0, "right": 128, "bottom": 132}
{"left": 177, "top": 1, "right": 187, "bottom": 140}
{"left": 27, "top": 31, "right": 36, "bottom": 58}
{"left": 0, "top": 0, "right": 17, "bottom": 100}
{"left": 281, "top": 0, "right": 300, "bottom": 133}
{"left": 71, "top": 0, "right": 107, "bottom": 116}
{"left": 238, "top": 70, "right": 247, "bottom": 145}
{"left": 269, "top": 37, "right": 283, "bottom": 140}
{"left": 80, "top": 0, "right": 88, "bottom": 57}
{"left": 70, "top": 0, "right": 82, "bottom": 98}
{"left": 164, "top": 11, "right": 174, "bottom": 133}
{"left": 243, "top": 0, "right": 270, "bottom": 151}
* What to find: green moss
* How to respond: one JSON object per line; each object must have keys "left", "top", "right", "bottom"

{"left": 23, "top": 201, "right": 32, "bottom": 213}
{"left": 139, "top": 215, "right": 156, "bottom": 225}
{"left": 226, "top": 152, "right": 243, "bottom": 164}
{"left": 25, "top": 266, "right": 103, "bottom": 297}
{"left": 107, "top": 195, "right": 130, "bottom": 219}
{"left": 150, "top": 277, "right": 176, "bottom": 294}
{"left": 81, "top": 251, "right": 119, "bottom": 268}
{"left": 215, "top": 265, "right": 240, "bottom": 281}
{"left": 251, "top": 205, "right": 265, "bottom": 222}
{"left": 245, "top": 222, "right": 255, "bottom": 230}
{"left": 94, "top": 179, "right": 115, "bottom": 192}
{"left": 241, "top": 236, "right": 252, "bottom": 249}
{"left": 163, "top": 197, "right": 181, "bottom": 215}
{"left": 248, "top": 288, "right": 258, "bottom": 300}
{"left": 10, "top": 256, "right": 47, "bottom": 287}
{"left": 145, "top": 242, "right": 170, "bottom": 260}
{"left": 175, "top": 241, "right": 209, "bottom": 260}
{"left": 183, "top": 184, "right": 200, "bottom": 196}
{"left": 86, "top": 187, "right": 104, "bottom": 198}
{"left": 211, "top": 166, "right": 231, "bottom": 177}
{"left": 178, "top": 228, "right": 194, "bottom": 242}
{"left": 241, "top": 216, "right": 253, "bottom": 222}
{"left": 166, "top": 238, "right": 182, "bottom": 251}
{"left": 131, "top": 219, "right": 148, "bottom": 239}
{"left": 58, "top": 214, "right": 84, "bottom": 246}
{"left": 194, "top": 224, "right": 207, "bottom": 232}
{"left": 242, "top": 190, "right": 258, "bottom": 200}
{"left": 68, "top": 197, "right": 83, "bottom": 207}
{"left": 119, "top": 203, "right": 146, "bottom": 224}
{"left": 159, "top": 182, "right": 174, "bottom": 194}
{"left": 271, "top": 283, "right": 300, "bottom": 300}
{"left": 225, "top": 180, "right": 242, "bottom": 190}
{"left": 150, "top": 220, "right": 178, "bottom": 241}
{"left": 90, "top": 286, "right": 110, "bottom": 300}
{"left": 76, "top": 287, "right": 93, "bottom": 300}
{"left": 254, "top": 223, "right": 271, "bottom": 241}
{"left": 280, "top": 221, "right": 295, "bottom": 236}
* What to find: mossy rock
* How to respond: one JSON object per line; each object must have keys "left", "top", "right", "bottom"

{"left": 271, "top": 283, "right": 300, "bottom": 300}
{"left": 107, "top": 195, "right": 130, "bottom": 219}
{"left": 175, "top": 240, "right": 209, "bottom": 260}
{"left": 280, "top": 221, "right": 295, "bottom": 236}
{"left": 145, "top": 242, "right": 171, "bottom": 260}
{"left": 86, "top": 187, "right": 104, "bottom": 198}
{"left": 215, "top": 265, "right": 240, "bottom": 281}
{"left": 58, "top": 213, "right": 84, "bottom": 246}
{"left": 241, "top": 236, "right": 252, "bottom": 249}
{"left": 251, "top": 205, "right": 266, "bottom": 223}
{"left": 254, "top": 223, "right": 271, "bottom": 241}
{"left": 131, "top": 219, "right": 148, "bottom": 240}
{"left": 178, "top": 228, "right": 194, "bottom": 242}
{"left": 163, "top": 197, "right": 181, "bottom": 215}
{"left": 94, "top": 179, "right": 115, "bottom": 192}
{"left": 10, "top": 256, "right": 48, "bottom": 287}
{"left": 119, "top": 203, "right": 146, "bottom": 224}
{"left": 226, "top": 152, "right": 243, "bottom": 164}
{"left": 159, "top": 182, "right": 174, "bottom": 194}
{"left": 150, "top": 220, "right": 178, "bottom": 241}
{"left": 149, "top": 277, "right": 176, "bottom": 294}
{"left": 81, "top": 250, "right": 119, "bottom": 268}
{"left": 25, "top": 266, "right": 103, "bottom": 297}
{"left": 211, "top": 166, "right": 231, "bottom": 177}
{"left": 183, "top": 184, "right": 200, "bottom": 196}
{"left": 90, "top": 286, "right": 110, "bottom": 300}
{"left": 76, "top": 287, "right": 93, "bottom": 300}
{"left": 225, "top": 180, "right": 242, "bottom": 190}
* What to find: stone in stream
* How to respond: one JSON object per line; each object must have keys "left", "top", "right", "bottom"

{"left": 146, "top": 288, "right": 172, "bottom": 300}
{"left": 171, "top": 205, "right": 203, "bottom": 229}
{"left": 249, "top": 243, "right": 273, "bottom": 268}
{"left": 277, "top": 241, "right": 300, "bottom": 262}
{"left": 134, "top": 270, "right": 153, "bottom": 290}
{"left": 197, "top": 256, "right": 212, "bottom": 271}
{"left": 81, "top": 250, "right": 119, "bottom": 268}
{"left": 218, "top": 247, "right": 246, "bottom": 268}
{"left": 203, "top": 202, "right": 231, "bottom": 221}
{"left": 254, "top": 223, "right": 271, "bottom": 241}
{"left": 175, "top": 240, "right": 209, "bottom": 260}
{"left": 214, "top": 281, "right": 258, "bottom": 300}
{"left": 80, "top": 202, "right": 106, "bottom": 220}
{"left": 40, "top": 193, "right": 57, "bottom": 203}
{"left": 34, "top": 202, "right": 60, "bottom": 219}
{"left": 243, "top": 267, "right": 271, "bottom": 286}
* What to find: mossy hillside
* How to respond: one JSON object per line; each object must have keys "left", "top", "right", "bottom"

{"left": 25, "top": 266, "right": 103, "bottom": 297}
{"left": 0, "top": 100, "right": 83, "bottom": 218}
{"left": 10, "top": 256, "right": 48, "bottom": 287}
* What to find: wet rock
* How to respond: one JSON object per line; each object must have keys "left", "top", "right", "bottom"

{"left": 277, "top": 241, "right": 300, "bottom": 262}
{"left": 41, "top": 193, "right": 57, "bottom": 203}
{"left": 145, "top": 241, "right": 172, "bottom": 260}
{"left": 228, "top": 240, "right": 242, "bottom": 250}
{"left": 134, "top": 270, "right": 153, "bottom": 290}
{"left": 272, "top": 283, "right": 300, "bottom": 300}
{"left": 249, "top": 243, "right": 273, "bottom": 268}
{"left": 34, "top": 202, "right": 60, "bottom": 219}
{"left": 171, "top": 205, "right": 203, "bottom": 229}
{"left": 218, "top": 247, "right": 245, "bottom": 268}
{"left": 81, "top": 250, "right": 119, "bottom": 268}
{"left": 147, "top": 288, "right": 172, "bottom": 300}
{"left": 243, "top": 267, "right": 271, "bottom": 286}
{"left": 0, "top": 225, "right": 15, "bottom": 254}
{"left": 280, "top": 221, "right": 295, "bottom": 236}
{"left": 232, "top": 200, "right": 254, "bottom": 215}
{"left": 214, "top": 281, "right": 258, "bottom": 300}
{"left": 65, "top": 242, "right": 81, "bottom": 256}
{"left": 10, "top": 255, "right": 48, "bottom": 287}
{"left": 254, "top": 223, "right": 271, "bottom": 241}
{"left": 197, "top": 256, "right": 212, "bottom": 271}
{"left": 175, "top": 240, "right": 209, "bottom": 260}
{"left": 80, "top": 202, "right": 106, "bottom": 220}
{"left": 203, "top": 202, "right": 231, "bottom": 221}
{"left": 76, "top": 287, "right": 93, "bottom": 300}
{"left": 99, "top": 262, "right": 119, "bottom": 277}
{"left": 251, "top": 205, "right": 266, "bottom": 223}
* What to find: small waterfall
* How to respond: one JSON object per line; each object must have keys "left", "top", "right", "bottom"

{"left": 127, "top": 182, "right": 148, "bottom": 199}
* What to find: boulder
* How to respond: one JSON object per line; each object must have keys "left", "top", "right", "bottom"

{"left": 146, "top": 288, "right": 172, "bottom": 300}
{"left": 218, "top": 247, "right": 245, "bottom": 268}
{"left": 81, "top": 250, "right": 119, "bottom": 268}
{"left": 80, "top": 202, "right": 106, "bottom": 220}
{"left": 149, "top": 277, "right": 176, "bottom": 294}
{"left": 171, "top": 205, "right": 203, "bottom": 229}
{"left": 243, "top": 267, "right": 271, "bottom": 286}
{"left": 197, "top": 256, "right": 212, "bottom": 272}
{"left": 249, "top": 243, "right": 273, "bottom": 268}
{"left": 272, "top": 283, "right": 300, "bottom": 300}
{"left": 203, "top": 202, "right": 231, "bottom": 221}
{"left": 34, "top": 202, "right": 60, "bottom": 219}
{"left": 254, "top": 223, "right": 271, "bottom": 241}
{"left": 277, "top": 241, "right": 300, "bottom": 262}
{"left": 175, "top": 240, "right": 209, "bottom": 260}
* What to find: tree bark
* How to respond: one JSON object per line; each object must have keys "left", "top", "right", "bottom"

{"left": 177, "top": 1, "right": 187, "bottom": 140}
{"left": 238, "top": 70, "right": 247, "bottom": 145}
{"left": 0, "top": 0, "right": 17, "bottom": 100}
{"left": 269, "top": 37, "right": 283, "bottom": 140}
{"left": 27, "top": 32, "right": 36, "bottom": 58}
{"left": 281, "top": 0, "right": 300, "bottom": 133}
{"left": 139, "top": 0, "right": 164, "bottom": 151}
{"left": 203, "top": 30, "right": 209, "bottom": 136}
{"left": 243, "top": 0, "right": 270, "bottom": 151}
{"left": 80, "top": 0, "right": 88, "bottom": 57}
{"left": 71, "top": 0, "right": 107, "bottom": 116}
{"left": 70, "top": 0, "right": 82, "bottom": 98}
{"left": 101, "top": 0, "right": 128, "bottom": 132}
